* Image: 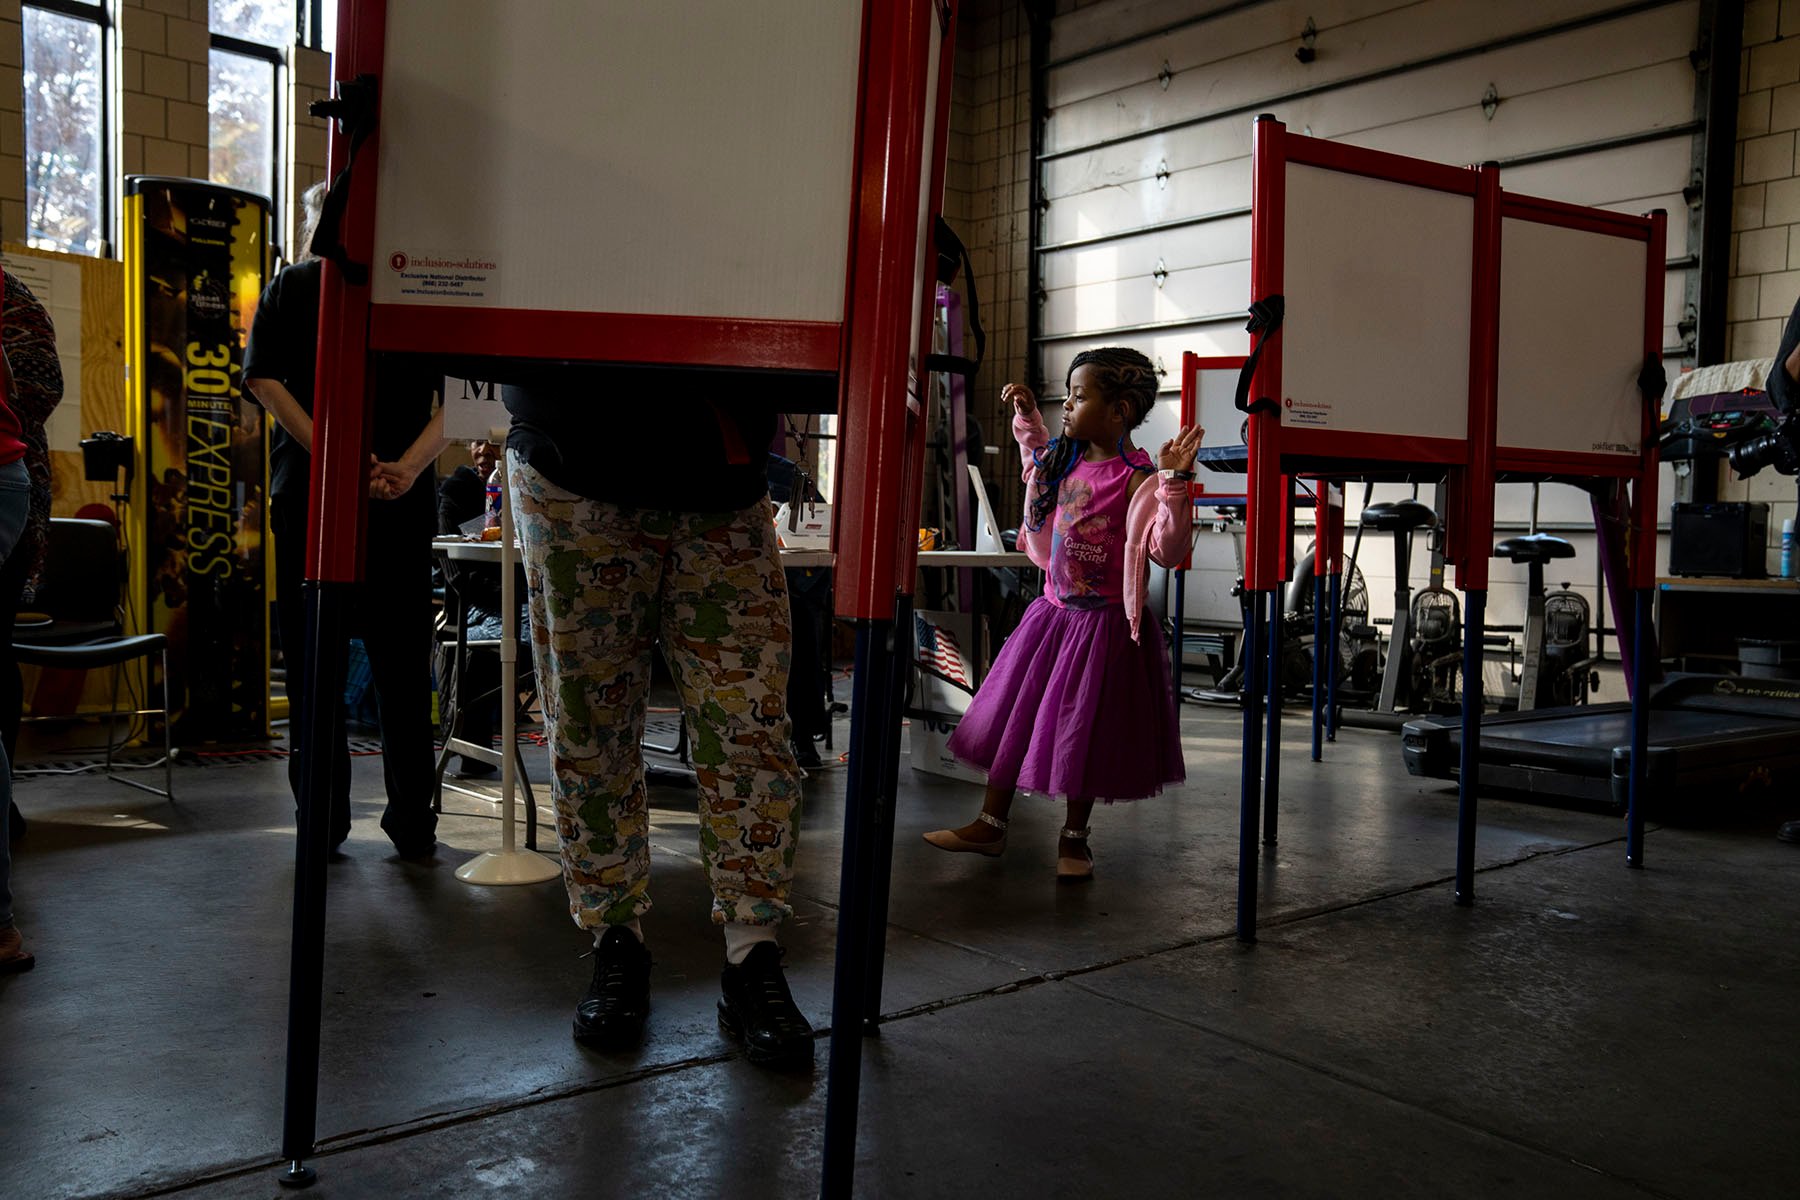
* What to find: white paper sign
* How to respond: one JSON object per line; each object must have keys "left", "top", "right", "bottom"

{"left": 442, "top": 375, "right": 506, "bottom": 441}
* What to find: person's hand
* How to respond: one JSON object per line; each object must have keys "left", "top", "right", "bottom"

{"left": 1003, "top": 382, "right": 1037, "bottom": 417}
{"left": 369, "top": 458, "right": 421, "bottom": 500}
{"left": 1157, "top": 424, "right": 1205, "bottom": 471}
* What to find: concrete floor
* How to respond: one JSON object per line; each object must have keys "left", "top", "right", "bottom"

{"left": 2, "top": 702, "right": 1796, "bottom": 1199}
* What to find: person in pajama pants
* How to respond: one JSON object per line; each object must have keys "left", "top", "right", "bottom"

{"left": 501, "top": 372, "right": 818, "bottom": 1068}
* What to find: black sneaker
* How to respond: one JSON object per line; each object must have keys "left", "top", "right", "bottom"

{"left": 574, "top": 927, "right": 651, "bottom": 1050}
{"left": 718, "top": 942, "right": 815, "bottom": 1068}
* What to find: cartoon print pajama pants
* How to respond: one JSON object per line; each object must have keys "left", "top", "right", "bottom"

{"left": 508, "top": 455, "right": 803, "bottom": 930}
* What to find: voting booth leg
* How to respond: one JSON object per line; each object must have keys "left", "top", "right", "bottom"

{"left": 1626, "top": 588, "right": 1652, "bottom": 869}
{"left": 1454, "top": 589, "right": 1487, "bottom": 907}
{"left": 860, "top": 596, "right": 912, "bottom": 1034}
{"left": 1311, "top": 571, "right": 1325, "bottom": 762}
{"left": 1326, "top": 571, "right": 1342, "bottom": 743}
{"left": 1236, "top": 593, "right": 1267, "bottom": 942}
{"left": 1262, "top": 591, "right": 1282, "bottom": 846}
{"left": 277, "top": 581, "right": 351, "bottom": 1188}
{"left": 821, "top": 617, "right": 903, "bottom": 1199}
{"left": 1172, "top": 569, "right": 1186, "bottom": 697}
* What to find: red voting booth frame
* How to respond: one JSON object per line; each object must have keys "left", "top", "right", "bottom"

{"left": 280, "top": 5, "right": 958, "bottom": 1197}
{"left": 1223, "top": 119, "right": 1664, "bottom": 944}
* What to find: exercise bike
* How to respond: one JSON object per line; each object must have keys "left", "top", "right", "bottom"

{"left": 1494, "top": 532, "right": 1600, "bottom": 710}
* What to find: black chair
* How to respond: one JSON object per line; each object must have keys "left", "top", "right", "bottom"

{"left": 13, "top": 518, "right": 172, "bottom": 800}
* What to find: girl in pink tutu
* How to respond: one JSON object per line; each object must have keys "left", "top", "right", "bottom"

{"left": 925, "top": 347, "right": 1200, "bottom": 880}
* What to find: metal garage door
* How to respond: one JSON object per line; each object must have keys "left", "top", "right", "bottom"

{"left": 1036, "top": 0, "right": 1704, "bottom": 396}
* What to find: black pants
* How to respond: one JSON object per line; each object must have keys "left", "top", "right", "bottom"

{"left": 784, "top": 567, "right": 831, "bottom": 743}
{"left": 0, "top": 542, "right": 29, "bottom": 837}
{"left": 272, "top": 492, "right": 437, "bottom": 850}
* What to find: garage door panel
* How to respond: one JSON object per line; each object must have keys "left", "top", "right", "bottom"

{"left": 1041, "top": 260, "right": 1251, "bottom": 338}
{"left": 1503, "top": 139, "right": 1693, "bottom": 209}
{"left": 1046, "top": 0, "right": 1695, "bottom": 155}
{"left": 1041, "top": 215, "right": 1253, "bottom": 288}
{"left": 1045, "top": 5, "right": 1697, "bottom": 199}
{"left": 1038, "top": 322, "right": 1251, "bottom": 395}
{"left": 1038, "top": 0, "right": 1703, "bottom": 399}
{"left": 1049, "top": 0, "right": 1408, "bottom": 108}
{"left": 1043, "top": 156, "right": 1250, "bottom": 246}
{"left": 1341, "top": 63, "right": 1699, "bottom": 168}
{"left": 1047, "top": 0, "right": 1282, "bottom": 66}
{"left": 1042, "top": 122, "right": 1250, "bottom": 203}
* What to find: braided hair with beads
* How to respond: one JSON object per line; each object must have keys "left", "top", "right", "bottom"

{"left": 1025, "top": 347, "right": 1159, "bottom": 532}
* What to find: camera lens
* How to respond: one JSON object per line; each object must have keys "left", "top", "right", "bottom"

{"left": 1727, "top": 432, "right": 1780, "bottom": 479}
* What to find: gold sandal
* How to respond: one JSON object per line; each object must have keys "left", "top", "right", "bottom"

{"left": 923, "top": 811, "right": 1007, "bottom": 857}
{"left": 1056, "top": 826, "right": 1093, "bottom": 882}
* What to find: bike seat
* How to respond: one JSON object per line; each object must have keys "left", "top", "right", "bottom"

{"left": 1493, "top": 534, "right": 1576, "bottom": 565}
{"left": 1360, "top": 500, "right": 1437, "bottom": 532}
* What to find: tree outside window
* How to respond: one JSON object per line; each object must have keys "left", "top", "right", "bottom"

{"left": 208, "top": 49, "right": 277, "bottom": 200}
{"left": 21, "top": 3, "right": 108, "bottom": 256}
{"left": 211, "top": 0, "right": 294, "bottom": 46}
{"left": 209, "top": 3, "right": 296, "bottom": 228}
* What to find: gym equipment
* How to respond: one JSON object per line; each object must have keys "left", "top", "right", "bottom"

{"left": 1353, "top": 500, "right": 1440, "bottom": 719}
{"left": 1402, "top": 673, "right": 1800, "bottom": 812}
{"left": 1494, "top": 533, "right": 1594, "bottom": 711}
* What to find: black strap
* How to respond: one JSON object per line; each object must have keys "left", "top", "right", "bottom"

{"left": 923, "top": 216, "right": 985, "bottom": 380}
{"left": 1637, "top": 355, "right": 1667, "bottom": 410}
{"left": 307, "top": 75, "right": 380, "bottom": 286}
{"left": 1234, "top": 295, "right": 1285, "bottom": 415}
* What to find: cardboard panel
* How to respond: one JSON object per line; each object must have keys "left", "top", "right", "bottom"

{"left": 1497, "top": 216, "right": 1647, "bottom": 457}
{"left": 369, "top": 0, "right": 861, "bottom": 323}
{"left": 1280, "top": 162, "right": 1473, "bottom": 442}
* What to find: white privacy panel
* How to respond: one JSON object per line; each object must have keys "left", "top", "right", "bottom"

{"left": 1037, "top": 0, "right": 1699, "bottom": 389}
{"left": 369, "top": 0, "right": 861, "bottom": 321}
{"left": 1280, "top": 163, "right": 1473, "bottom": 441}
{"left": 1497, "top": 217, "right": 1650, "bottom": 457}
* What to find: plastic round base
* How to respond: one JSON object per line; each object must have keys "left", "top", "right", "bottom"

{"left": 455, "top": 849, "right": 561, "bottom": 886}
{"left": 277, "top": 1161, "right": 317, "bottom": 1189}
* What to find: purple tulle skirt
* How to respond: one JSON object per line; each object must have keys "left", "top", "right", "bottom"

{"left": 946, "top": 598, "right": 1185, "bottom": 802}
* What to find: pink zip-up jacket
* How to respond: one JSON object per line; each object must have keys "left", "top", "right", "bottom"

{"left": 1012, "top": 409, "right": 1193, "bottom": 643}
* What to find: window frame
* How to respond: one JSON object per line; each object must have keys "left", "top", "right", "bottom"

{"left": 22, "top": 0, "right": 116, "bottom": 257}
{"left": 208, "top": 24, "right": 289, "bottom": 256}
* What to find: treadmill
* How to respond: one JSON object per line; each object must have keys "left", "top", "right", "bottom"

{"left": 1402, "top": 672, "right": 1800, "bottom": 812}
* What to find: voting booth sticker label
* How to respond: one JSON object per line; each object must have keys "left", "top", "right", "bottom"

{"left": 1284, "top": 395, "right": 1332, "bottom": 427}
{"left": 383, "top": 248, "right": 499, "bottom": 304}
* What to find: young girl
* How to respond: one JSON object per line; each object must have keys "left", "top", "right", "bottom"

{"left": 925, "top": 347, "right": 1200, "bottom": 880}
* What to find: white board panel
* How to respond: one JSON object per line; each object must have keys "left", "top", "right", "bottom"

{"left": 1280, "top": 163, "right": 1472, "bottom": 442}
{"left": 1497, "top": 217, "right": 1648, "bottom": 456}
{"left": 369, "top": 0, "right": 861, "bottom": 321}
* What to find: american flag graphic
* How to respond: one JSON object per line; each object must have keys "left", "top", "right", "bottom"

{"left": 914, "top": 613, "right": 971, "bottom": 688}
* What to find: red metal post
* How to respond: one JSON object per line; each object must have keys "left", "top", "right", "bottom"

{"left": 832, "top": 0, "right": 938, "bottom": 620}
{"left": 1245, "top": 116, "right": 1286, "bottom": 593}
{"left": 1456, "top": 163, "right": 1502, "bottom": 593}
{"left": 1634, "top": 210, "right": 1667, "bottom": 591}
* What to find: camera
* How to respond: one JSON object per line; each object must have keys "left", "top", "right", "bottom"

{"left": 1726, "top": 411, "right": 1800, "bottom": 479}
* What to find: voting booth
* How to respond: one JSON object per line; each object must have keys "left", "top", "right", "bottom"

{"left": 1228, "top": 120, "right": 1664, "bottom": 941}
{"left": 280, "top": 5, "right": 960, "bottom": 1196}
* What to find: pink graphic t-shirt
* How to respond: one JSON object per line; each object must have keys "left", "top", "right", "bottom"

{"left": 1046, "top": 451, "right": 1151, "bottom": 609}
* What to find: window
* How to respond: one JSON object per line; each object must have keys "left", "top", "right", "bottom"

{"left": 208, "top": 3, "right": 293, "bottom": 235}
{"left": 210, "top": 0, "right": 294, "bottom": 46}
{"left": 22, "top": 2, "right": 111, "bottom": 255}
{"left": 207, "top": 48, "right": 278, "bottom": 199}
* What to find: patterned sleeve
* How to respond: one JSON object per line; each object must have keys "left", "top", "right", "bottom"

{"left": 1, "top": 272, "right": 64, "bottom": 429}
